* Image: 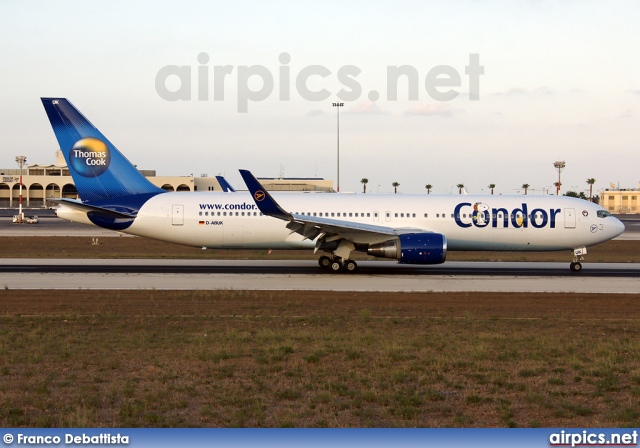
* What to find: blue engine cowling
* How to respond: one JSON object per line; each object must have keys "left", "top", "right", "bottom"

{"left": 367, "top": 233, "right": 447, "bottom": 264}
{"left": 398, "top": 233, "right": 447, "bottom": 264}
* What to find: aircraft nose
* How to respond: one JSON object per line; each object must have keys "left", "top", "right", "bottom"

{"left": 612, "top": 217, "right": 626, "bottom": 237}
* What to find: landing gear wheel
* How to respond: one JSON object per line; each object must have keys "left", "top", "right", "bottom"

{"left": 343, "top": 260, "right": 358, "bottom": 272}
{"left": 330, "top": 261, "right": 342, "bottom": 272}
{"left": 318, "top": 255, "right": 331, "bottom": 269}
{"left": 570, "top": 262, "right": 582, "bottom": 272}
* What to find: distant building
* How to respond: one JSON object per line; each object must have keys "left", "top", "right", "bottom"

{"left": 0, "top": 152, "right": 334, "bottom": 207}
{"left": 256, "top": 178, "right": 334, "bottom": 193}
{"left": 599, "top": 188, "right": 639, "bottom": 214}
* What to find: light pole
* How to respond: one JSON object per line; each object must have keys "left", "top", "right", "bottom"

{"left": 553, "top": 161, "right": 565, "bottom": 195}
{"left": 15, "top": 156, "right": 27, "bottom": 221}
{"left": 332, "top": 102, "right": 344, "bottom": 192}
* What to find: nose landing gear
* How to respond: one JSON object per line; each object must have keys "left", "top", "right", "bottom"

{"left": 570, "top": 261, "right": 582, "bottom": 272}
{"left": 570, "top": 247, "right": 587, "bottom": 272}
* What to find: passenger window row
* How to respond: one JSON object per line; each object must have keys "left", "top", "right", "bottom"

{"left": 199, "top": 211, "right": 262, "bottom": 217}
{"left": 197, "top": 210, "right": 550, "bottom": 220}
{"left": 294, "top": 212, "right": 371, "bottom": 218}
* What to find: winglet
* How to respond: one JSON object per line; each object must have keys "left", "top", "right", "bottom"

{"left": 239, "top": 170, "right": 291, "bottom": 220}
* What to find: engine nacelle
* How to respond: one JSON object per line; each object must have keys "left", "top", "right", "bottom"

{"left": 367, "top": 233, "right": 447, "bottom": 264}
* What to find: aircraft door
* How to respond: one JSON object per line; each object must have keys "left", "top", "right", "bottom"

{"left": 172, "top": 204, "right": 184, "bottom": 226}
{"left": 564, "top": 208, "right": 576, "bottom": 229}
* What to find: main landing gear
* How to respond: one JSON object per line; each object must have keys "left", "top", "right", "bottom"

{"left": 318, "top": 255, "right": 358, "bottom": 273}
{"left": 570, "top": 247, "right": 586, "bottom": 272}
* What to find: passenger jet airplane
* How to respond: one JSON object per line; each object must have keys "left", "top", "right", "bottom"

{"left": 41, "top": 98, "right": 625, "bottom": 272}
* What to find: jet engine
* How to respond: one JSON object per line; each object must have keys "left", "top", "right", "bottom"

{"left": 367, "top": 233, "right": 447, "bottom": 264}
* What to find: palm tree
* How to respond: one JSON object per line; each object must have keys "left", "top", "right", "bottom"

{"left": 360, "top": 178, "right": 368, "bottom": 194}
{"left": 586, "top": 178, "right": 596, "bottom": 201}
{"left": 521, "top": 183, "right": 530, "bottom": 195}
{"left": 392, "top": 182, "right": 400, "bottom": 194}
{"left": 425, "top": 184, "right": 432, "bottom": 194}
{"left": 457, "top": 183, "right": 464, "bottom": 194}
{"left": 488, "top": 183, "right": 496, "bottom": 195}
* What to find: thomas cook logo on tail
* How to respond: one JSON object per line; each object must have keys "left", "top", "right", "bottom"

{"left": 69, "top": 138, "right": 111, "bottom": 178}
{"left": 254, "top": 190, "right": 266, "bottom": 202}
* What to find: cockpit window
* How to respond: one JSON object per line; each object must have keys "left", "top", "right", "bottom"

{"left": 597, "top": 210, "right": 612, "bottom": 218}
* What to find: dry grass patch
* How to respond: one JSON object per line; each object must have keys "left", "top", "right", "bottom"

{"left": 1, "top": 290, "right": 640, "bottom": 427}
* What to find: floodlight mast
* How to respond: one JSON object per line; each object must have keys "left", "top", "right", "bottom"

{"left": 332, "top": 102, "right": 344, "bottom": 192}
{"left": 554, "top": 161, "right": 565, "bottom": 195}
{"left": 15, "top": 156, "right": 27, "bottom": 220}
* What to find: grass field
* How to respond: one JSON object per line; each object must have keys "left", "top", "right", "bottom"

{"left": 2, "top": 290, "right": 640, "bottom": 427}
{"left": 1, "top": 237, "right": 639, "bottom": 263}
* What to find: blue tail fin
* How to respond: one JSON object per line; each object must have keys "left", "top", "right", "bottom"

{"left": 215, "top": 175, "right": 236, "bottom": 192}
{"left": 41, "top": 98, "right": 164, "bottom": 204}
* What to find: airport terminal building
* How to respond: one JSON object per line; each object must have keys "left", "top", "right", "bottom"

{"left": 600, "top": 188, "right": 639, "bottom": 214}
{"left": 0, "top": 152, "right": 334, "bottom": 208}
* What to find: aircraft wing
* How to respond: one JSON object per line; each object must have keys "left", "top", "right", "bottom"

{"left": 284, "top": 214, "right": 426, "bottom": 240}
{"left": 239, "top": 169, "right": 430, "bottom": 245}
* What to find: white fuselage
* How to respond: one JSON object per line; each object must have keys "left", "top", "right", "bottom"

{"left": 58, "top": 192, "right": 625, "bottom": 252}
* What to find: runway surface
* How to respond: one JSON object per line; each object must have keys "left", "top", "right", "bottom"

{"left": 1, "top": 259, "right": 638, "bottom": 293}
{"left": 2, "top": 213, "right": 639, "bottom": 293}
{"left": 1, "top": 215, "right": 127, "bottom": 237}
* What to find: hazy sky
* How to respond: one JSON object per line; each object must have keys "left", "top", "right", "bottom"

{"left": 1, "top": 1, "right": 638, "bottom": 194}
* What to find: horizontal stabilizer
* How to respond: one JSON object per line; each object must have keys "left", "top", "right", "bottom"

{"left": 48, "top": 198, "right": 136, "bottom": 219}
